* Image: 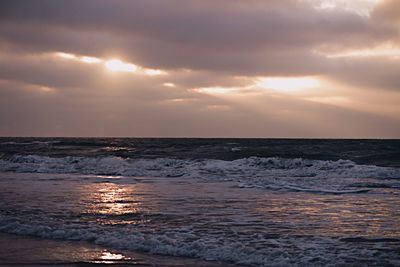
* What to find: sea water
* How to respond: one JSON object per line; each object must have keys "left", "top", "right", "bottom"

{"left": 0, "top": 138, "right": 399, "bottom": 266}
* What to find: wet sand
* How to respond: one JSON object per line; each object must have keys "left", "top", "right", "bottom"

{"left": 0, "top": 233, "right": 240, "bottom": 267}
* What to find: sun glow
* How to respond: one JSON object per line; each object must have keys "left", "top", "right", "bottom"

{"left": 315, "top": 44, "right": 400, "bottom": 59}
{"left": 195, "top": 87, "right": 239, "bottom": 94}
{"left": 56, "top": 52, "right": 103, "bottom": 64}
{"left": 105, "top": 59, "right": 138, "bottom": 73}
{"left": 305, "top": 0, "right": 380, "bottom": 16}
{"left": 144, "top": 69, "right": 166, "bottom": 76}
{"left": 163, "top": 82, "right": 176, "bottom": 87}
{"left": 256, "top": 77, "right": 320, "bottom": 92}
{"left": 81, "top": 56, "right": 103, "bottom": 64}
{"left": 55, "top": 52, "right": 170, "bottom": 75}
{"left": 56, "top": 52, "right": 77, "bottom": 59}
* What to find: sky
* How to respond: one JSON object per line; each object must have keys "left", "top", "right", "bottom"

{"left": 0, "top": 0, "right": 399, "bottom": 138}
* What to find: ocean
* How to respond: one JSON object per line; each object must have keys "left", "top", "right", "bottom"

{"left": 0, "top": 138, "right": 399, "bottom": 266}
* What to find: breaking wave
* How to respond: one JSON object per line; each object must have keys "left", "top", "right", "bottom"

{"left": 0, "top": 213, "right": 398, "bottom": 267}
{"left": 1, "top": 155, "right": 399, "bottom": 194}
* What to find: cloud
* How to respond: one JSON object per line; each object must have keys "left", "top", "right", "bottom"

{"left": 1, "top": 75, "right": 399, "bottom": 137}
{"left": 327, "top": 57, "right": 400, "bottom": 91}
{"left": 372, "top": 0, "right": 400, "bottom": 25}
{"left": 0, "top": 0, "right": 399, "bottom": 137}
{"left": 0, "top": 0, "right": 396, "bottom": 72}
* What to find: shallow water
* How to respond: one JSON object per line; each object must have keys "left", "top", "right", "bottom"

{"left": 0, "top": 233, "right": 235, "bottom": 266}
{"left": 0, "top": 138, "right": 399, "bottom": 266}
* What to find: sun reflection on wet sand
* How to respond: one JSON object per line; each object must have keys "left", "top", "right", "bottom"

{"left": 255, "top": 192, "right": 400, "bottom": 237}
{"left": 91, "top": 250, "right": 132, "bottom": 264}
{"left": 80, "top": 181, "right": 149, "bottom": 225}
{"left": 1, "top": 171, "right": 399, "bottom": 265}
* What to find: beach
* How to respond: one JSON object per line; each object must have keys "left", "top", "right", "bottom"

{"left": 0, "top": 233, "right": 238, "bottom": 267}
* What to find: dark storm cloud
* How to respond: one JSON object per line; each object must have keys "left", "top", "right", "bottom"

{"left": 0, "top": 49, "right": 246, "bottom": 101}
{"left": 0, "top": 0, "right": 382, "bottom": 47}
{"left": 0, "top": 51, "right": 104, "bottom": 90}
{"left": 0, "top": 0, "right": 397, "bottom": 74}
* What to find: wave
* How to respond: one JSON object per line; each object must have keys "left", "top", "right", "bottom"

{"left": 283, "top": 186, "right": 370, "bottom": 194}
{"left": 0, "top": 213, "right": 398, "bottom": 266}
{"left": 1, "top": 155, "right": 399, "bottom": 194}
{"left": 1, "top": 155, "right": 399, "bottom": 179}
{"left": 0, "top": 141, "right": 61, "bottom": 145}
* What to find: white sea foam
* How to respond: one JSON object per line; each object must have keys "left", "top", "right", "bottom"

{"left": 0, "top": 213, "right": 398, "bottom": 267}
{"left": 283, "top": 185, "right": 370, "bottom": 194}
{"left": 0, "top": 155, "right": 399, "bottom": 193}
{"left": 0, "top": 161, "right": 399, "bottom": 266}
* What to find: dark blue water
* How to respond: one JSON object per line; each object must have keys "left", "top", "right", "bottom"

{"left": 1, "top": 138, "right": 400, "bottom": 166}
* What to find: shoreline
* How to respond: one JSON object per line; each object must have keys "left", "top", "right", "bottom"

{"left": 0, "top": 233, "right": 241, "bottom": 267}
